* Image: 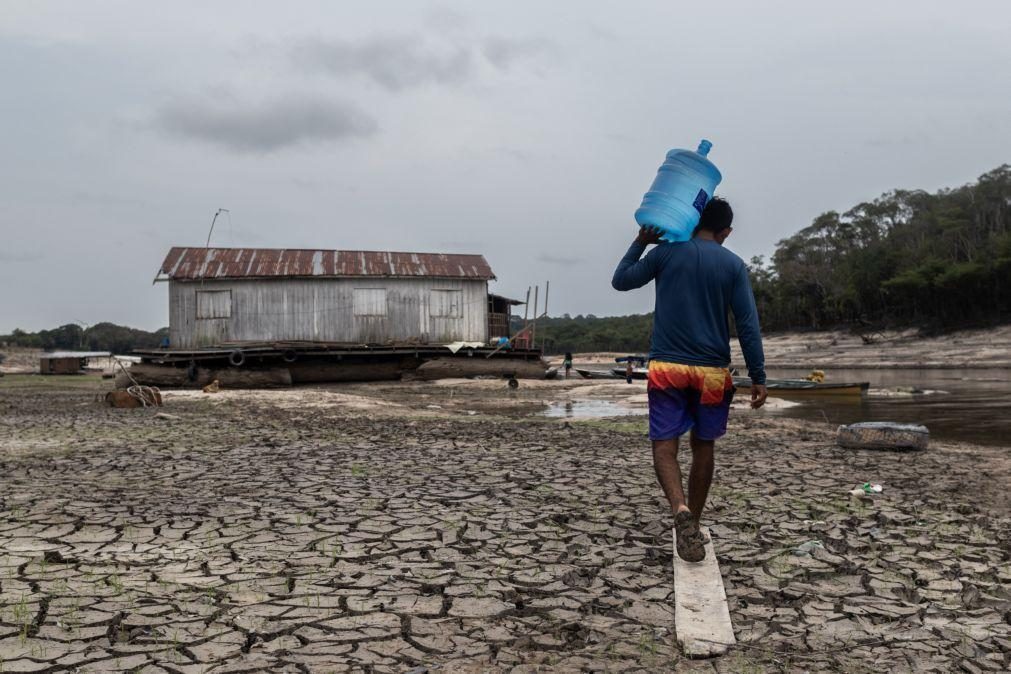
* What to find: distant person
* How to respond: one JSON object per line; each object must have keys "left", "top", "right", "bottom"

{"left": 563, "top": 352, "right": 573, "bottom": 379}
{"left": 611, "top": 197, "right": 767, "bottom": 562}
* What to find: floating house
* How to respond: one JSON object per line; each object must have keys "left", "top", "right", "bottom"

{"left": 154, "top": 247, "right": 520, "bottom": 349}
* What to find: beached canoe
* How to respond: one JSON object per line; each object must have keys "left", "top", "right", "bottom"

{"left": 598, "top": 367, "right": 870, "bottom": 395}
{"left": 733, "top": 377, "right": 869, "bottom": 397}
{"left": 576, "top": 368, "right": 623, "bottom": 380}
{"left": 610, "top": 367, "right": 648, "bottom": 380}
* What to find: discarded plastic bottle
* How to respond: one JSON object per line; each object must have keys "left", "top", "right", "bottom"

{"left": 634, "top": 139, "right": 723, "bottom": 242}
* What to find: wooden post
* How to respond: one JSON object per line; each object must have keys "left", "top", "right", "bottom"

{"left": 532, "top": 285, "right": 539, "bottom": 349}
{"left": 541, "top": 280, "right": 549, "bottom": 351}
{"left": 522, "top": 286, "right": 531, "bottom": 337}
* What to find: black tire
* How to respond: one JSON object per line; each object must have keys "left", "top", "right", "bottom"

{"left": 282, "top": 349, "right": 298, "bottom": 363}
{"left": 228, "top": 350, "right": 246, "bottom": 367}
{"left": 508, "top": 378, "right": 519, "bottom": 389}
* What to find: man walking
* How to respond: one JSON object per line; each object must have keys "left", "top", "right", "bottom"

{"left": 612, "top": 197, "right": 767, "bottom": 562}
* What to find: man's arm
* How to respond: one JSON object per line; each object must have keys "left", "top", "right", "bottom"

{"left": 612, "top": 227, "right": 662, "bottom": 291}
{"left": 730, "top": 264, "right": 768, "bottom": 407}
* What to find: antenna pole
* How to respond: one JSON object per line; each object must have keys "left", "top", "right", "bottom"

{"left": 206, "top": 208, "right": 230, "bottom": 249}
{"left": 532, "top": 285, "right": 539, "bottom": 349}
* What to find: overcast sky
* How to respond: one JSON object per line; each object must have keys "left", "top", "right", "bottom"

{"left": 2, "top": 1, "right": 1009, "bottom": 332}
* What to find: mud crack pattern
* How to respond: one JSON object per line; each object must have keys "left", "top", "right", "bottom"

{"left": 0, "top": 380, "right": 1009, "bottom": 672}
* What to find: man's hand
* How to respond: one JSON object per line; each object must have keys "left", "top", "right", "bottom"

{"left": 635, "top": 226, "right": 663, "bottom": 246}
{"left": 750, "top": 384, "right": 768, "bottom": 409}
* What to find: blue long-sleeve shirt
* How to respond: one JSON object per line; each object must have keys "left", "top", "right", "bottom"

{"left": 612, "top": 238, "right": 766, "bottom": 384}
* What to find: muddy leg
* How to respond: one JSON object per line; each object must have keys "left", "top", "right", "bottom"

{"left": 652, "top": 438, "right": 690, "bottom": 514}
{"left": 688, "top": 431, "right": 715, "bottom": 522}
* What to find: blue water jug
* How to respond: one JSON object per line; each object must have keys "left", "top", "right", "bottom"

{"left": 634, "top": 139, "right": 722, "bottom": 242}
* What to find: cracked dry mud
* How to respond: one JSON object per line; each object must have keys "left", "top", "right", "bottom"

{"left": 1, "top": 377, "right": 1009, "bottom": 673}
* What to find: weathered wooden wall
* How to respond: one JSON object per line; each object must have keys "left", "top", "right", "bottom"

{"left": 39, "top": 357, "right": 83, "bottom": 375}
{"left": 168, "top": 278, "right": 489, "bottom": 348}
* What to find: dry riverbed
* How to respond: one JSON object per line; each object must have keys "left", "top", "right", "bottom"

{"left": 0, "top": 375, "right": 1009, "bottom": 672}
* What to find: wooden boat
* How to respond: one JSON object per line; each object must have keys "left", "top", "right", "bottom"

{"left": 611, "top": 367, "right": 648, "bottom": 380}
{"left": 733, "top": 377, "right": 869, "bottom": 397}
{"left": 595, "top": 362, "right": 869, "bottom": 395}
{"left": 576, "top": 368, "right": 623, "bottom": 380}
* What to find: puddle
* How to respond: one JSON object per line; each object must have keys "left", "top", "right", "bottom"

{"left": 542, "top": 400, "right": 646, "bottom": 419}
{"left": 867, "top": 387, "right": 949, "bottom": 398}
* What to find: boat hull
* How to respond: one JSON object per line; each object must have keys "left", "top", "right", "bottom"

{"left": 610, "top": 368, "right": 648, "bottom": 380}
{"left": 576, "top": 369, "right": 623, "bottom": 380}
{"left": 733, "top": 377, "right": 869, "bottom": 397}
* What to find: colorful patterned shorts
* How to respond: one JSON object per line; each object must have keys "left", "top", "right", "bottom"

{"left": 647, "top": 361, "right": 735, "bottom": 441}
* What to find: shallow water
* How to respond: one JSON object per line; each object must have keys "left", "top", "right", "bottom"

{"left": 760, "top": 368, "right": 1011, "bottom": 446}
{"left": 556, "top": 364, "right": 1011, "bottom": 446}
{"left": 542, "top": 399, "right": 645, "bottom": 419}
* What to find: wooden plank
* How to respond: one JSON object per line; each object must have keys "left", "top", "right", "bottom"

{"left": 672, "top": 526, "right": 736, "bottom": 657}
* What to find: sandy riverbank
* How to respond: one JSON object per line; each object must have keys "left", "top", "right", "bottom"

{"left": 550, "top": 325, "right": 1011, "bottom": 370}
{"left": 0, "top": 347, "right": 126, "bottom": 376}
{"left": 1, "top": 374, "right": 1008, "bottom": 672}
{"left": 734, "top": 325, "right": 1011, "bottom": 370}
{"left": 0, "top": 347, "right": 42, "bottom": 374}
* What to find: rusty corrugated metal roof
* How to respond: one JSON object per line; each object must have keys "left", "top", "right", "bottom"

{"left": 159, "top": 247, "right": 496, "bottom": 281}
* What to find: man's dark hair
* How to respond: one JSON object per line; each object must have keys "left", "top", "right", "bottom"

{"left": 696, "top": 196, "right": 733, "bottom": 233}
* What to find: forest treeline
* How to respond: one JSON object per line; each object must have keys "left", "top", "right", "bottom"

{"left": 536, "top": 165, "right": 1011, "bottom": 354}
{"left": 1, "top": 323, "right": 168, "bottom": 354}
{"left": 514, "top": 313, "right": 654, "bottom": 355}
{"left": 751, "top": 164, "right": 1011, "bottom": 330}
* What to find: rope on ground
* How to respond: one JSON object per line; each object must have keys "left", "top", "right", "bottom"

{"left": 127, "top": 384, "right": 161, "bottom": 407}
{"left": 115, "top": 358, "right": 161, "bottom": 408}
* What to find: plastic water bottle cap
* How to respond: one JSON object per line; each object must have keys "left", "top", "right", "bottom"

{"left": 697, "top": 139, "right": 713, "bottom": 156}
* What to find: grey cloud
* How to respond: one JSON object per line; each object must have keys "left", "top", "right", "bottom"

{"left": 437, "top": 239, "right": 484, "bottom": 250}
{"left": 290, "top": 178, "right": 359, "bottom": 194}
{"left": 483, "top": 146, "right": 532, "bottom": 163}
{"left": 291, "top": 33, "right": 556, "bottom": 90}
{"left": 154, "top": 94, "right": 377, "bottom": 152}
{"left": 537, "top": 254, "right": 580, "bottom": 266}
{"left": 482, "top": 36, "right": 557, "bottom": 70}
{"left": 425, "top": 6, "right": 472, "bottom": 34}
{"left": 0, "top": 250, "right": 42, "bottom": 263}
{"left": 292, "top": 36, "right": 473, "bottom": 91}
{"left": 70, "top": 191, "right": 153, "bottom": 208}
{"left": 585, "top": 22, "right": 619, "bottom": 41}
